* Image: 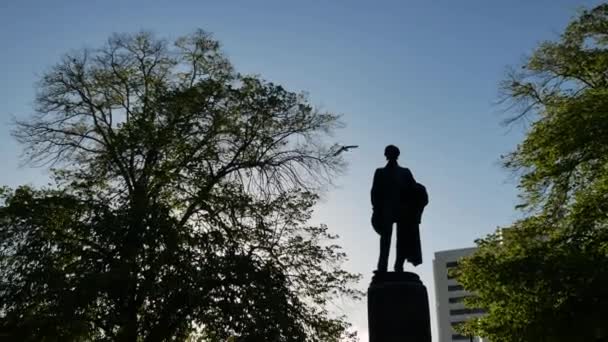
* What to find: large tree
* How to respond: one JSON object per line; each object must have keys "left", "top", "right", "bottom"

{"left": 455, "top": 4, "right": 608, "bottom": 342}
{"left": 0, "top": 30, "right": 361, "bottom": 341}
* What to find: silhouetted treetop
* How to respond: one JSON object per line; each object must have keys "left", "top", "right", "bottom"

{"left": 2, "top": 30, "right": 360, "bottom": 342}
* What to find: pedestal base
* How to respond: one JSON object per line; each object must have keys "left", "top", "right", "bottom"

{"left": 367, "top": 271, "right": 432, "bottom": 342}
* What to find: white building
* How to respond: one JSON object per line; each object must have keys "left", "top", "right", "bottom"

{"left": 433, "top": 247, "right": 486, "bottom": 342}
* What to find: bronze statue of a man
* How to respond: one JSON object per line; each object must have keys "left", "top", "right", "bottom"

{"left": 371, "top": 145, "right": 427, "bottom": 272}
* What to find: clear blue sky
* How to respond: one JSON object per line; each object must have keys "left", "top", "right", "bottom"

{"left": 0, "top": 0, "right": 602, "bottom": 340}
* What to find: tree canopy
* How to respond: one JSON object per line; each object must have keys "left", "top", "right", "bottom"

{"left": 0, "top": 30, "right": 361, "bottom": 341}
{"left": 455, "top": 4, "right": 608, "bottom": 342}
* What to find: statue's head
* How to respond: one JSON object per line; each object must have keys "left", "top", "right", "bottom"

{"left": 384, "top": 145, "right": 400, "bottom": 161}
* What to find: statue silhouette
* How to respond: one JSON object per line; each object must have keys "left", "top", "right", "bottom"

{"left": 371, "top": 145, "right": 427, "bottom": 272}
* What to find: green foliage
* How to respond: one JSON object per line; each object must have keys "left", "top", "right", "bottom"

{"left": 1, "top": 30, "right": 361, "bottom": 341}
{"left": 455, "top": 4, "right": 608, "bottom": 342}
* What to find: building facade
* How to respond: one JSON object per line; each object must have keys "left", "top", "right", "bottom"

{"left": 433, "top": 247, "right": 486, "bottom": 342}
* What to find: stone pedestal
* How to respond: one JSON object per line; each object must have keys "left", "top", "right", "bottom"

{"left": 367, "top": 271, "right": 432, "bottom": 342}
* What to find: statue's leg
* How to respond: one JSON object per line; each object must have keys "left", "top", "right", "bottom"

{"left": 377, "top": 223, "right": 392, "bottom": 272}
{"left": 410, "top": 223, "right": 422, "bottom": 266}
{"left": 394, "top": 221, "right": 408, "bottom": 271}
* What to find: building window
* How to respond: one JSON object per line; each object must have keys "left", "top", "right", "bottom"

{"left": 449, "top": 296, "right": 467, "bottom": 303}
{"left": 452, "top": 334, "right": 471, "bottom": 340}
{"left": 446, "top": 261, "right": 458, "bottom": 268}
{"left": 450, "top": 308, "right": 485, "bottom": 315}
{"left": 448, "top": 284, "right": 464, "bottom": 291}
{"left": 451, "top": 321, "right": 465, "bottom": 327}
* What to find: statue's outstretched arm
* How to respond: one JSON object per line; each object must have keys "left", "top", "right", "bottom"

{"left": 371, "top": 169, "right": 381, "bottom": 209}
